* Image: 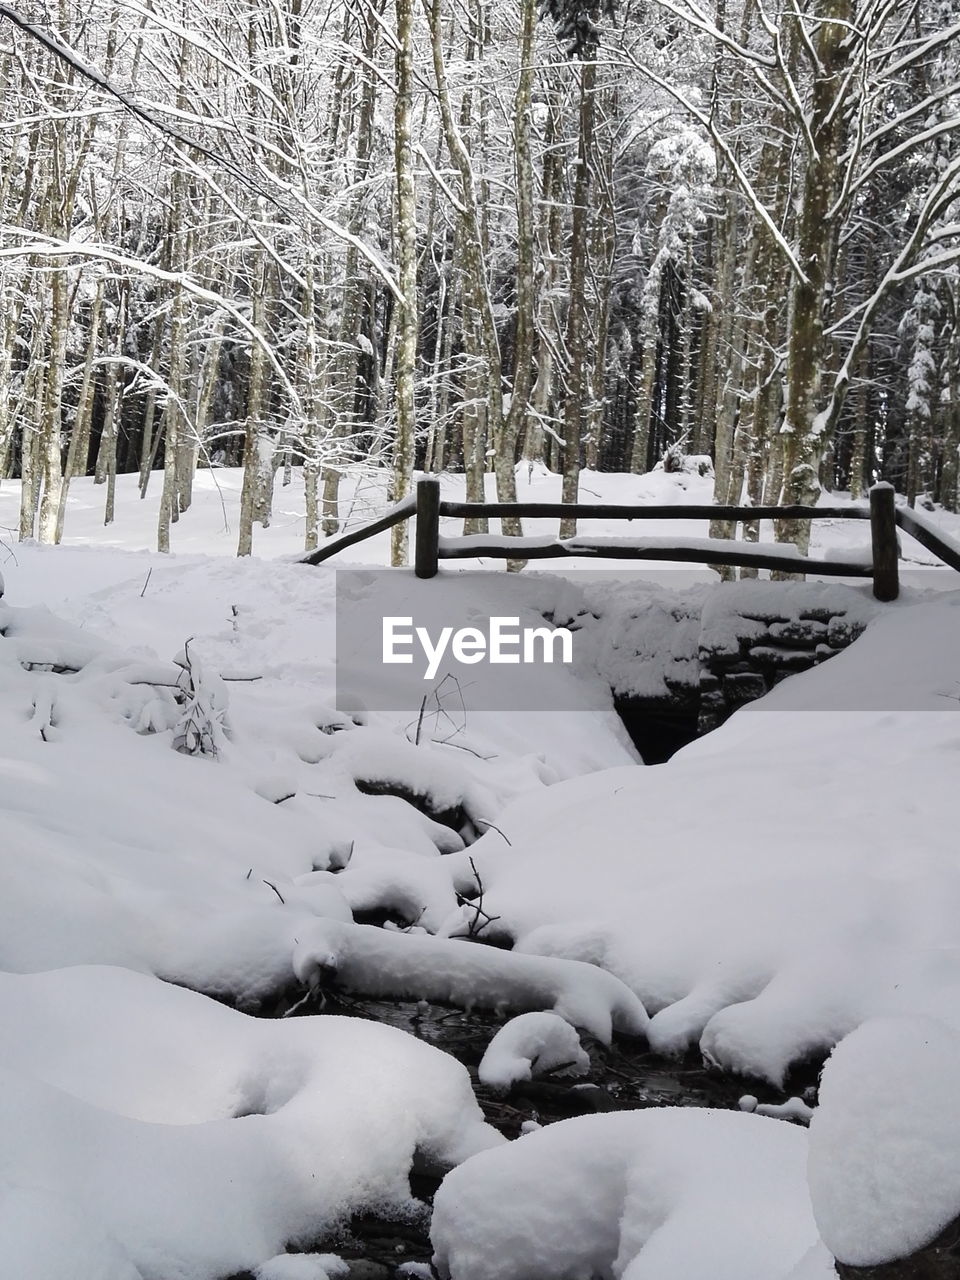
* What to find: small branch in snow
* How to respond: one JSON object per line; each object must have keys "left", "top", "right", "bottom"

{"left": 435, "top": 739, "right": 496, "bottom": 761}
{"left": 397, "top": 907, "right": 428, "bottom": 933}
{"left": 405, "top": 674, "right": 469, "bottom": 747}
{"left": 281, "top": 987, "right": 321, "bottom": 1018}
{"left": 140, "top": 569, "right": 152, "bottom": 598}
{"left": 474, "top": 818, "right": 512, "bottom": 846}
{"left": 455, "top": 857, "right": 502, "bottom": 938}
{"left": 414, "top": 693, "right": 427, "bottom": 747}
{"left": 262, "top": 879, "right": 286, "bottom": 905}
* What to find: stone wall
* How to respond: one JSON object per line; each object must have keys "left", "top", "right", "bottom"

{"left": 697, "top": 587, "right": 873, "bottom": 734}
{"left": 599, "top": 582, "right": 878, "bottom": 756}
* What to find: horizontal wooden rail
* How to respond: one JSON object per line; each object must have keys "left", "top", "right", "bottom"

{"left": 299, "top": 493, "right": 417, "bottom": 566}
{"left": 895, "top": 506, "right": 960, "bottom": 574}
{"left": 439, "top": 501, "right": 870, "bottom": 523}
{"left": 437, "top": 531, "right": 873, "bottom": 577}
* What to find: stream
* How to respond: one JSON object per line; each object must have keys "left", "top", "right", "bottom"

{"left": 240, "top": 989, "right": 819, "bottom": 1278}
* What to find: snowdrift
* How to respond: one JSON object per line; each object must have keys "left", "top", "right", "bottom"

{"left": 456, "top": 596, "right": 960, "bottom": 1082}
{"left": 0, "top": 965, "right": 501, "bottom": 1279}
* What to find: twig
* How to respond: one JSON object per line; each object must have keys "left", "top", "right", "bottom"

{"left": 282, "top": 987, "right": 323, "bottom": 1018}
{"left": 454, "top": 856, "right": 502, "bottom": 937}
{"left": 435, "top": 739, "right": 496, "bottom": 760}
{"left": 398, "top": 907, "right": 428, "bottom": 932}
{"left": 404, "top": 674, "right": 469, "bottom": 746}
{"left": 414, "top": 693, "right": 427, "bottom": 746}
{"left": 262, "top": 879, "right": 286, "bottom": 904}
{"left": 474, "top": 818, "right": 512, "bottom": 846}
{"left": 140, "top": 568, "right": 152, "bottom": 598}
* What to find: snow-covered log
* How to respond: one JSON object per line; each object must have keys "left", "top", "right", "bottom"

{"left": 292, "top": 919, "right": 649, "bottom": 1043}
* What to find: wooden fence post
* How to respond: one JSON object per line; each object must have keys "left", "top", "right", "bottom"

{"left": 869, "top": 482, "right": 899, "bottom": 601}
{"left": 415, "top": 477, "right": 441, "bottom": 578}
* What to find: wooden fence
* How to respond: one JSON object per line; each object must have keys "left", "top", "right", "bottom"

{"left": 302, "top": 478, "right": 960, "bottom": 602}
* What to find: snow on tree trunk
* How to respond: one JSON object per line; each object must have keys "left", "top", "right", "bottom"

{"left": 390, "top": 0, "right": 418, "bottom": 568}
{"left": 776, "top": 1, "right": 853, "bottom": 551}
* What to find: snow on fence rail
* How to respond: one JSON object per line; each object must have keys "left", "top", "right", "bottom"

{"left": 301, "top": 479, "right": 960, "bottom": 603}
{"left": 299, "top": 493, "right": 417, "bottom": 567}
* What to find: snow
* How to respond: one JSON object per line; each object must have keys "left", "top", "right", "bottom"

{"left": 739, "top": 1095, "right": 815, "bottom": 1124}
{"left": 431, "top": 1108, "right": 816, "bottom": 1280}
{"left": 453, "top": 595, "right": 960, "bottom": 1083}
{"left": 256, "top": 1258, "right": 348, "bottom": 1280}
{"left": 895, "top": 498, "right": 960, "bottom": 567}
{"left": 291, "top": 919, "right": 649, "bottom": 1043}
{"left": 477, "top": 1012, "right": 590, "bottom": 1091}
{"left": 0, "top": 965, "right": 501, "bottom": 1279}
{"left": 809, "top": 1015, "right": 960, "bottom": 1267}
{"left": 4, "top": 463, "right": 960, "bottom": 1277}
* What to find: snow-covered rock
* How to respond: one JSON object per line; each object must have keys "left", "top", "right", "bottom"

{"left": 478, "top": 1011, "right": 590, "bottom": 1092}
{"left": 0, "top": 965, "right": 502, "bottom": 1280}
{"left": 431, "top": 1108, "right": 816, "bottom": 1280}
{"left": 809, "top": 1015, "right": 960, "bottom": 1268}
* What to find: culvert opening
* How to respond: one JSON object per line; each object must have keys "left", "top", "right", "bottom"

{"left": 613, "top": 694, "right": 703, "bottom": 765}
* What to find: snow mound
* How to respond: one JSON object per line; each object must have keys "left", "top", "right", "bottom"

{"left": 431, "top": 1108, "right": 816, "bottom": 1280}
{"left": 0, "top": 965, "right": 501, "bottom": 1279}
{"left": 457, "top": 596, "right": 960, "bottom": 1082}
{"left": 809, "top": 1015, "right": 960, "bottom": 1267}
{"left": 478, "top": 1012, "right": 590, "bottom": 1091}
{"left": 299, "top": 849, "right": 460, "bottom": 932}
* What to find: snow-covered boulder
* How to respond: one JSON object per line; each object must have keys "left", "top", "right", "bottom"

{"left": 477, "top": 1011, "right": 590, "bottom": 1092}
{"left": 0, "top": 965, "right": 503, "bottom": 1280}
{"left": 809, "top": 1016, "right": 960, "bottom": 1270}
{"left": 431, "top": 1108, "right": 817, "bottom": 1280}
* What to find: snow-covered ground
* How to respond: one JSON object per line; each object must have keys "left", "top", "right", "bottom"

{"left": 3, "top": 463, "right": 960, "bottom": 1279}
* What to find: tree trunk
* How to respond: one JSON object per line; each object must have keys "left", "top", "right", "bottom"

{"left": 560, "top": 46, "right": 598, "bottom": 538}
{"left": 777, "top": 0, "right": 854, "bottom": 549}
{"left": 390, "top": 0, "right": 418, "bottom": 566}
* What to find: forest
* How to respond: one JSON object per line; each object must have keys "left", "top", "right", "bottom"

{"left": 0, "top": 0, "right": 958, "bottom": 560}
